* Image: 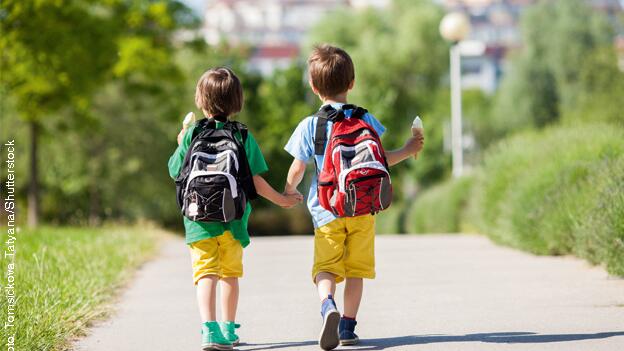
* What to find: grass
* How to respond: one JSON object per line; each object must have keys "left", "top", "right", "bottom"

{"left": 0, "top": 225, "right": 164, "bottom": 350}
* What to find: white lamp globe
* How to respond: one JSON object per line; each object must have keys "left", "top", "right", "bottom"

{"left": 440, "top": 12, "right": 471, "bottom": 42}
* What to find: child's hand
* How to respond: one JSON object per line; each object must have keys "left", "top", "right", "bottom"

{"left": 284, "top": 187, "right": 303, "bottom": 198}
{"left": 280, "top": 192, "right": 303, "bottom": 209}
{"left": 404, "top": 133, "right": 424, "bottom": 156}
{"left": 177, "top": 128, "right": 186, "bottom": 145}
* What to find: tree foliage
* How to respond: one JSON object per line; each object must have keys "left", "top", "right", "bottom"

{"left": 8, "top": 0, "right": 619, "bottom": 233}
{"left": 1, "top": 0, "right": 195, "bottom": 225}
{"left": 491, "top": 0, "right": 619, "bottom": 133}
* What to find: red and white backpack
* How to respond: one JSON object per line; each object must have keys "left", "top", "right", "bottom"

{"left": 314, "top": 104, "right": 392, "bottom": 217}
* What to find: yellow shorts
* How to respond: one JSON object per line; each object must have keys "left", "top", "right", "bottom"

{"left": 189, "top": 231, "right": 243, "bottom": 285}
{"left": 313, "top": 214, "right": 376, "bottom": 283}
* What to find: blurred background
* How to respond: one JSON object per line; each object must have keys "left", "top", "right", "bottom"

{"left": 1, "top": 0, "right": 623, "bottom": 248}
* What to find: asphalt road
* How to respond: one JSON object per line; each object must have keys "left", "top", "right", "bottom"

{"left": 74, "top": 234, "right": 624, "bottom": 351}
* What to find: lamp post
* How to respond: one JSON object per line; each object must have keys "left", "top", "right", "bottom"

{"left": 440, "top": 12, "right": 470, "bottom": 178}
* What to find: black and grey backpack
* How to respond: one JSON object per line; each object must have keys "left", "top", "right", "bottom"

{"left": 175, "top": 118, "right": 257, "bottom": 223}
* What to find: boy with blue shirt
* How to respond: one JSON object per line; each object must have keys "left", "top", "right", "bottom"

{"left": 284, "top": 44, "right": 424, "bottom": 350}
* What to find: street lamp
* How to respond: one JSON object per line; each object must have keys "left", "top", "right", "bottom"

{"left": 440, "top": 12, "right": 470, "bottom": 178}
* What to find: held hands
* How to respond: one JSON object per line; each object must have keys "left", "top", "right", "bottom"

{"left": 279, "top": 190, "right": 303, "bottom": 209}
{"left": 280, "top": 187, "right": 303, "bottom": 209}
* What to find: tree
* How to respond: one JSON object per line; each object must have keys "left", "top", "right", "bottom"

{"left": 567, "top": 46, "right": 624, "bottom": 126}
{"left": 491, "top": 0, "right": 614, "bottom": 133}
{"left": 0, "top": 0, "right": 192, "bottom": 226}
{"left": 2, "top": 0, "right": 114, "bottom": 226}
{"left": 247, "top": 64, "right": 313, "bottom": 189}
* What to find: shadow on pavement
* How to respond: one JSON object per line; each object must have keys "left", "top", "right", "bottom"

{"left": 235, "top": 331, "right": 624, "bottom": 350}
{"left": 345, "top": 331, "right": 624, "bottom": 349}
{"left": 238, "top": 341, "right": 317, "bottom": 350}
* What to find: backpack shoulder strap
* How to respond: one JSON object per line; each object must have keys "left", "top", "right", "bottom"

{"left": 313, "top": 105, "right": 344, "bottom": 155}
{"left": 191, "top": 118, "right": 210, "bottom": 140}
{"left": 223, "top": 121, "right": 249, "bottom": 143}
{"left": 192, "top": 117, "right": 231, "bottom": 140}
{"left": 224, "top": 121, "right": 257, "bottom": 199}
{"left": 232, "top": 121, "right": 249, "bottom": 143}
{"left": 340, "top": 104, "right": 368, "bottom": 120}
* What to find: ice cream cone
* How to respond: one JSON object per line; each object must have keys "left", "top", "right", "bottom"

{"left": 412, "top": 117, "right": 424, "bottom": 159}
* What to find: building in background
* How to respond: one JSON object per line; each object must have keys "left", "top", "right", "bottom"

{"left": 442, "top": 0, "right": 624, "bottom": 92}
{"left": 201, "top": 0, "right": 528, "bottom": 86}
{"left": 202, "top": 0, "right": 389, "bottom": 75}
{"left": 440, "top": 0, "right": 536, "bottom": 94}
{"left": 200, "top": 0, "right": 623, "bottom": 81}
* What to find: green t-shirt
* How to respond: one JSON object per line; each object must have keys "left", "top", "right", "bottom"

{"left": 168, "top": 120, "right": 268, "bottom": 247}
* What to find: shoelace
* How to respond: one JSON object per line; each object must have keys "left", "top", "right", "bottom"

{"left": 200, "top": 323, "right": 240, "bottom": 334}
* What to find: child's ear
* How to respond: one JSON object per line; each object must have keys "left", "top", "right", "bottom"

{"left": 309, "top": 79, "right": 320, "bottom": 96}
{"left": 348, "top": 79, "right": 355, "bottom": 91}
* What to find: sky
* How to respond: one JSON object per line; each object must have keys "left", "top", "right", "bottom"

{"left": 181, "top": 0, "right": 206, "bottom": 15}
{"left": 182, "top": 0, "right": 624, "bottom": 19}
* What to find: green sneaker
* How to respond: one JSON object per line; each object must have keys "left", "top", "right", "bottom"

{"left": 219, "top": 321, "right": 241, "bottom": 345}
{"left": 201, "top": 321, "right": 232, "bottom": 351}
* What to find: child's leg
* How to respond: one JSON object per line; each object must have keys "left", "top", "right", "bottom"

{"left": 342, "top": 214, "right": 375, "bottom": 318}
{"left": 315, "top": 272, "right": 337, "bottom": 301}
{"left": 219, "top": 277, "right": 241, "bottom": 346}
{"left": 313, "top": 218, "right": 348, "bottom": 298}
{"left": 313, "top": 219, "right": 348, "bottom": 350}
{"left": 196, "top": 275, "right": 219, "bottom": 322}
{"left": 220, "top": 277, "right": 239, "bottom": 321}
{"left": 217, "top": 231, "right": 243, "bottom": 325}
{"left": 190, "top": 237, "right": 233, "bottom": 349}
{"left": 343, "top": 277, "right": 363, "bottom": 318}
{"left": 190, "top": 237, "right": 222, "bottom": 322}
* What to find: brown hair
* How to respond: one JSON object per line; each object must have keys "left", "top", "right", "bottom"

{"left": 308, "top": 44, "right": 355, "bottom": 98}
{"left": 195, "top": 67, "right": 243, "bottom": 117}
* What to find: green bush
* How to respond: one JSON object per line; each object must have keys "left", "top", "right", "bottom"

{"left": 375, "top": 200, "right": 404, "bottom": 234}
{"left": 409, "top": 176, "right": 473, "bottom": 233}
{"left": 469, "top": 124, "right": 624, "bottom": 275}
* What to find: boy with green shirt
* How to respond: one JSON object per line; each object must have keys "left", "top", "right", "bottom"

{"left": 168, "top": 67, "right": 301, "bottom": 351}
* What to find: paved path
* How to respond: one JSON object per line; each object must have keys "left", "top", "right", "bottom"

{"left": 74, "top": 235, "right": 624, "bottom": 351}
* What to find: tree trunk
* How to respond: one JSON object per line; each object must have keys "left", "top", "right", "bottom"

{"left": 88, "top": 136, "right": 103, "bottom": 226}
{"left": 27, "top": 120, "right": 39, "bottom": 227}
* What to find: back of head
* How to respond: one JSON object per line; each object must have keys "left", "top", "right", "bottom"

{"left": 308, "top": 44, "right": 355, "bottom": 98}
{"left": 195, "top": 67, "right": 243, "bottom": 118}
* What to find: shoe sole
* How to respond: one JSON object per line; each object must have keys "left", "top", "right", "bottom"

{"left": 202, "top": 343, "right": 233, "bottom": 351}
{"left": 319, "top": 310, "right": 340, "bottom": 350}
{"left": 340, "top": 336, "right": 359, "bottom": 346}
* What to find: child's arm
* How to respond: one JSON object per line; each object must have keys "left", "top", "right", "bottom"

{"left": 168, "top": 126, "right": 193, "bottom": 179}
{"left": 385, "top": 134, "right": 424, "bottom": 166}
{"left": 254, "top": 175, "right": 302, "bottom": 208}
{"left": 284, "top": 159, "right": 306, "bottom": 195}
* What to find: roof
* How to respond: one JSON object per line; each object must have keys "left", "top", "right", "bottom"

{"left": 253, "top": 44, "right": 300, "bottom": 59}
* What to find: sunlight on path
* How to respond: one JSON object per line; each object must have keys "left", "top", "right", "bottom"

{"left": 74, "top": 235, "right": 624, "bottom": 351}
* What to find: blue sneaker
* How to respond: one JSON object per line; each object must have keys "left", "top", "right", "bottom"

{"left": 319, "top": 294, "right": 340, "bottom": 350}
{"left": 339, "top": 318, "right": 359, "bottom": 346}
